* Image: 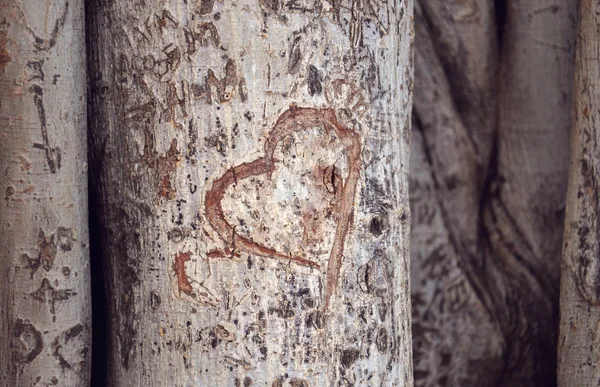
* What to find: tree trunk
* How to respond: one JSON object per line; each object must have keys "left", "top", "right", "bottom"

{"left": 86, "top": 0, "right": 414, "bottom": 385}
{"left": 411, "top": 0, "right": 578, "bottom": 386}
{"left": 557, "top": 1, "right": 600, "bottom": 385}
{"left": 0, "top": 0, "right": 91, "bottom": 386}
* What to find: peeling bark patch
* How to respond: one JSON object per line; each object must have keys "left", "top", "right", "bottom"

{"left": 30, "top": 278, "right": 76, "bottom": 315}
{"left": 192, "top": 59, "right": 247, "bottom": 104}
{"left": 204, "top": 107, "right": 362, "bottom": 309}
{"left": 12, "top": 319, "right": 43, "bottom": 363}
{"left": 307, "top": 65, "right": 323, "bottom": 96}
{"left": 29, "top": 85, "right": 61, "bottom": 173}
{"left": 173, "top": 252, "right": 194, "bottom": 297}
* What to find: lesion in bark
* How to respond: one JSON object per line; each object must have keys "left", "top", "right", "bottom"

{"left": 170, "top": 251, "right": 220, "bottom": 306}
{"left": 20, "top": 228, "right": 73, "bottom": 279}
{"left": 30, "top": 278, "right": 76, "bottom": 317}
{"left": 202, "top": 106, "right": 362, "bottom": 310}
{"left": 191, "top": 59, "right": 248, "bottom": 105}
{"left": 12, "top": 319, "right": 44, "bottom": 365}
{"left": 328, "top": 0, "right": 391, "bottom": 48}
{"left": 10, "top": 0, "right": 69, "bottom": 52}
{"left": 51, "top": 323, "right": 88, "bottom": 372}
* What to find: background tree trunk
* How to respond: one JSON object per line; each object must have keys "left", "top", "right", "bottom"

{"left": 0, "top": 0, "right": 91, "bottom": 386}
{"left": 410, "top": 0, "right": 578, "bottom": 386}
{"left": 557, "top": 1, "right": 600, "bottom": 385}
{"left": 86, "top": 0, "right": 414, "bottom": 385}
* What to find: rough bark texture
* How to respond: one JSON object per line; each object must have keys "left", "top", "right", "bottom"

{"left": 411, "top": 0, "right": 578, "bottom": 386}
{"left": 0, "top": 0, "right": 91, "bottom": 386}
{"left": 557, "top": 1, "right": 600, "bottom": 385}
{"left": 86, "top": 0, "right": 413, "bottom": 385}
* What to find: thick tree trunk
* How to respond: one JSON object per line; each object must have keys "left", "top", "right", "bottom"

{"left": 86, "top": 0, "right": 413, "bottom": 385}
{"left": 0, "top": 0, "right": 91, "bottom": 386}
{"left": 557, "top": 1, "right": 600, "bottom": 385}
{"left": 411, "top": 0, "right": 578, "bottom": 386}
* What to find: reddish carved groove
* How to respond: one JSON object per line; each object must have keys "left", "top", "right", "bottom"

{"left": 173, "top": 252, "right": 194, "bottom": 297}
{"left": 204, "top": 106, "right": 362, "bottom": 309}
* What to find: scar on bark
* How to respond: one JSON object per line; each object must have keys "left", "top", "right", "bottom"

{"left": 0, "top": 28, "right": 10, "bottom": 73}
{"left": 204, "top": 106, "right": 362, "bottom": 309}
{"left": 192, "top": 59, "right": 248, "bottom": 104}
{"left": 173, "top": 252, "right": 194, "bottom": 297}
{"left": 30, "top": 85, "right": 61, "bottom": 173}
{"left": 12, "top": 319, "right": 43, "bottom": 364}
{"left": 172, "top": 251, "right": 219, "bottom": 306}
{"left": 12, "top": 0, "right": 69, "bottom": 51}
{"left": 184, "top": 21, "right": 220, "bottom": 56}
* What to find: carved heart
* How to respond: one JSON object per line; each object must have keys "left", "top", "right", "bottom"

{"left": 204, "top": 106, "right": 362, "bottom": 308}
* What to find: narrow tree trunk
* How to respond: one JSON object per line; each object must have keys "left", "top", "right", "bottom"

{"left": 86, "top": 0, "right": 413, "bottom": 385}
{"left": 411, "top": 0, "right": 578, "bottom": 386}
{"left": 557, "top": 1, "right": 600, "bottom": 385}
{"left": 0, "top": 0, "right": 91, "bottom": 386}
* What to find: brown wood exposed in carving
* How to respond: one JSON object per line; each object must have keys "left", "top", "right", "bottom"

{"left": 204, "top": 106, "right": 362, "bottom": 309}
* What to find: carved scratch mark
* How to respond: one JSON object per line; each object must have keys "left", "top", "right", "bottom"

{"left": 30, "top": 278, "right": 76, "bottom": 315}
{"left": 30, "top": 85, "right": 61, "bottom": 173}
{"left": 184, "top": 22, "right": 219, "bottom": 56}
{"left": 12, "top": 319, "right": 43, "bottom": 364}
{"left": 171, "top": 251, "right": 220, "bottom": 306}
{"left": 173, "top": 252, "right": 194, "bottom": 297}
{"left": 0, "top": 27, "right": 10, "bottom": 73}
{"left": 330, "top": 0, "right": 390, "bottom": 48}
{"left": 205, "top": 107, "right": 362, "bottom": 309}
{"left": 192, "top": 59, "right": 247, "bottom": 104}
{"left": 21, "top": 228, "right": 57, "bottom": 278}
{"left": 12, "top": 0, "right": 69, "bottom": 51}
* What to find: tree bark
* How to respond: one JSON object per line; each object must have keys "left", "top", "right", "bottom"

{"left": 411, "top": 0, "right": 578, "bottom": 386}
{"left": 0, "top": 0, "right": 91, "bottom": 386}
{"left": 86, "top": 0, "right": 413, "bottom": 385}
{"left": 557, "top": 1, "right": 600, "bottom": 385}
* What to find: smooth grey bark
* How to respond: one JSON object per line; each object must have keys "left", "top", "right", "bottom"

{"left": 0, "top": 0, "right": 91, "bottom": 386}
{"left": 557, "top": 1, "right": 600, "bottom": 385}
{"left": 86, "top": 0, "right": 413, "bottom": 385}
{"left": 411, "top": 0, "right": 578, "bottom": 386}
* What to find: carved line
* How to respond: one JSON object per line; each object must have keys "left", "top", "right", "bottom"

{"left": 12, "top": 0, "right": 69, "bottom": 51}
{"left": 30, "top": 85, "right": 61, "bottom": 173}
{"left": 204, "top": 106, "right": 362, "bottom": 309}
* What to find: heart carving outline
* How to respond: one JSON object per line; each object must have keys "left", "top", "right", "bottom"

{"left": 204, "top": 106, "right": 362, "bottom": 308}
